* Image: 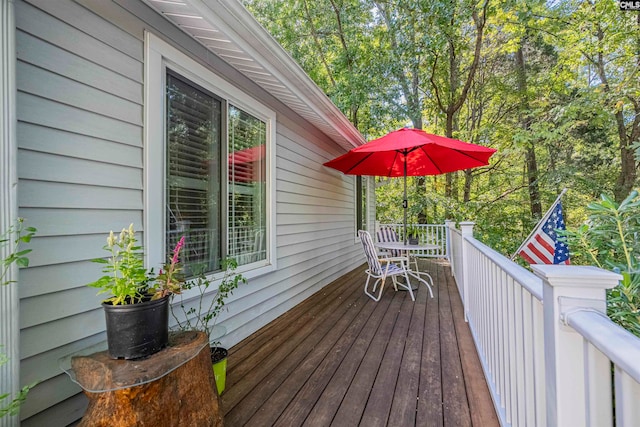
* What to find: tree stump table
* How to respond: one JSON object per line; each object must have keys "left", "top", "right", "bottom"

{"left": 69, "top": 331, "right": 223, "bottom": 427}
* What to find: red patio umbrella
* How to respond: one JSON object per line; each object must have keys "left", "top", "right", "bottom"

{"left": 323, "top": 128, "right": 497, "bottom": 241}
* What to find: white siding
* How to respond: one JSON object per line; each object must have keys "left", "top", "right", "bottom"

{"left": 16, "top": 0, "right": 144, "bottom": 424}
{"left": 15, "top": 0, "right": 365, "bottom": 425}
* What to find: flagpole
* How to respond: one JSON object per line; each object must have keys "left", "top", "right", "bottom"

{"left": 511, "top": 188, "right": 568, "bottom": 260}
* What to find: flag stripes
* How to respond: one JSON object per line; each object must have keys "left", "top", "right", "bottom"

{"left": 517, "top": 201, "right": 570, "bottom": 265}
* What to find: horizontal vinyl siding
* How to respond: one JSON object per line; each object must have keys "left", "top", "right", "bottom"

{"left": 218, "top": 126, "right": 363, "bottom": 347}
{"left": 15, "top": 0, "right": 365, "bottom": 425}
{"left": 16, "top": 0, "right": 144, "bottom": 424}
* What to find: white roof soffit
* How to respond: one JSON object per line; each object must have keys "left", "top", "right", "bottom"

{"left": 144, "top": 0, "right": 365, "bottom": 150}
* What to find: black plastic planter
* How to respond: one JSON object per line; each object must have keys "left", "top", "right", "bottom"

{"left": 102, "top": 296, "right": 169, "bottom": 359}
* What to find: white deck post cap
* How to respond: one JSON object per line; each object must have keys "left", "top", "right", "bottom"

{"left": 532, "top": 264, "right": 621, "bottom": 427}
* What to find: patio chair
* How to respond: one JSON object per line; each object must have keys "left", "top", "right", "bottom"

{"left": 359, "top": 230, "right": 415, "bottom": 302}
{"left": 376, "top": 226, "right": 419, "bottom": 272}
{"left": 376, "top": 226, "right": 401, "bottom": 257}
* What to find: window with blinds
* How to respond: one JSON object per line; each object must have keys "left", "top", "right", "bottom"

{"left": 165, "top": 72, "right": 268, "bottom": 275}
{"left": 166, "top": 73, "right": 222, "bottom": 274}
{"left": 228, "top": 106, "right": 267, "bottom": 266}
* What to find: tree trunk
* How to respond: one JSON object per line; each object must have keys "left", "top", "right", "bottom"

{"left": 429, "top": 1, "right": 488, "bottom": 212}
{"left": 613, "top": 13, "right": 640, "bottom": 201}
{"left": 463, "top": 169, "right": 473, "bottom": 202}
{"left": 74, "top": 331, "right": 222, "bottom": 427}
{"left": 592, "top": 18, "right": 639, "bottom": 202}
{"left": 515, "top": 44, "right": 542, "bottom": 219}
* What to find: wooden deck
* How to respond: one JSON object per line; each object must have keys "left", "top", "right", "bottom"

{"left": 221, "top": 259, "right": 499, "bottom": 426}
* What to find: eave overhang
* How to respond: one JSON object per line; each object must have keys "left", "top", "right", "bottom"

{"left": 143, "top": 0, "right": 365, "bottom": 151}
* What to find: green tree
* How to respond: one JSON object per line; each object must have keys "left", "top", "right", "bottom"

{"left": 558, "top": 0, "right": 640, "bottom": 202}
{"left": 245, "top": 0, "right": 638, "bottom": 257}
{"left": 563, "top": 191, "right": 640, "bottom": 337}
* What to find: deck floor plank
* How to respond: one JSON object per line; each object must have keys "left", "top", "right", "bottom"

{"left": 269, "top": 288, "right": 379, "bottom": 426}
{"left": 333, "top": 291, "right": 408, "bottom": 426}
{"left": 417, "top": 262, "right": 443, "bottom": 427}
{"left": 439, "top": 261, "right": 472, "bottom": 427}
{"left": 388, "top": 265, "right": 429, "bottom": 426}
{"left": 244, "top": 290, "right": 373, "bottom": 426}
{"left": 235, "top": 272, "right": 369, "bottom": 426}
{"left": 360, "top": 287, "right": 415, "bottom": 427}
{"left": 223, "top": 260, "right": 498, "bottom": 427}
{"left": 300, "top": 292, "right": 400, "bottom": 426}
{"left": 223, "top": 269, "right": 359, "bottom": 410}
{"left": 447, "top": 262, "right": 501, "bottom": 426}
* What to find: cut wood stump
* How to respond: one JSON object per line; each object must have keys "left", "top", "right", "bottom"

{"left": 72, "top": 331, "right": 223, "bottom": 427}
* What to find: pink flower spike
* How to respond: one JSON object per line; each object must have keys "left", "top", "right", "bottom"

{"left": 172, "top": 236, "right": 185, "bottom": 264}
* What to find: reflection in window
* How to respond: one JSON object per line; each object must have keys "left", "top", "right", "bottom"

{"left": 356, "top": 176, "right": 367, "bottom": 232}
{"left": 166, "top": 73, "right": 269, "bottom": 274}
{"left": 228, "top": 106, "right": 267, "bottom": 265}
{"left": 166, "top": 73, "right": 222, "bottom": 274}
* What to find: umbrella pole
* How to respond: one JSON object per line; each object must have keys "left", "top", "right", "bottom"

{"left": 403, "top": 157, "right": 408, "bottom": 245}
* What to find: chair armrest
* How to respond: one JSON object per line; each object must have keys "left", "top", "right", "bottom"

{"left": 379, "top": 256, "right": 406, "bottom": 263}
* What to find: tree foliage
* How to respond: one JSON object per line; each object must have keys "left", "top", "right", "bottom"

{"left": 562, "top": 191, "right": 640, "bottom": 337}
{"left": 244, "top": 0, "right": 640, "bottom": 257}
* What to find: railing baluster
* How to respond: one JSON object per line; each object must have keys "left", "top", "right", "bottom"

{"left": 521, "top": 289, "right": 535, "bottom": 426}
{"left": 532, "top": 298, "right": 545, "bottom": 427}
{"left": 615, "top": 367, "right": 640, "bottom": 427}
{"left": 513, "top": 280, "right": 525, "bottom": 426}
{"left": 585, "top": 343, "right": 612, "bottom": 427}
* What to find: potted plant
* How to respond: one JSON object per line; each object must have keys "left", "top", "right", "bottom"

{"left": 87, "top": 224, "right": 186, "bottom": 360}
{"left": 171, "top": 257, "right": 246, "bottom": 395}
{"left": 406, "top": 225, "right": 421, "bottom": 245}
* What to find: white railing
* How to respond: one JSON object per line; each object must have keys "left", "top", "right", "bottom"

{"left": 376, "top": 223, "right": 448, "bottom": 258}
{"left": 168, "top": 225, "right": 265, "bottom": 269}
{"left": 446, "top": 221, "right": 640, "bottom": 427}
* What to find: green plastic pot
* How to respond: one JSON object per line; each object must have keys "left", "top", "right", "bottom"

{"left": 211, "top": 347, "right": 228, "bottom": 395}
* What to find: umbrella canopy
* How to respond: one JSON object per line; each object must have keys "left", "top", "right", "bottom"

{"left": 323, "top": 128, "right": 496, "bottom": 177}
{"left": 323, "top": 128, "right": 497, "bottom": 242}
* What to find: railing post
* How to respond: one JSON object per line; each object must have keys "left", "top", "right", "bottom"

{"left": 459, "top": 221, "right": 474, "bottom": 320}
{"left": 532, "top": 265, "right": 621, "bottom": 427}
{"left": 444, "top": 220, "right": 454, "bottom": 263}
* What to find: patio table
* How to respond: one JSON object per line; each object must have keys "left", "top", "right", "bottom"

{"left": 375, "top": 241, "right": 436, "bottom": 297}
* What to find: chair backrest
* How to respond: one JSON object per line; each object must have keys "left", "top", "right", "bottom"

{"left": 252, "top": 229, "right": 265, "bottom": 262}
{"left": 358, "top": 230, "right": 382, "bottom": 276}
{"left": 376, "top": 226, "right": 400, "bottom": 257}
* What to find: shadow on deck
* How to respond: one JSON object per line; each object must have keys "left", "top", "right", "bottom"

{"left": 221, "top": 259, "right": 498, "bottom": 426}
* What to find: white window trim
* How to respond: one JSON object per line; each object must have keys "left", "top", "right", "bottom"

{"left": 144, "top": 32, "right": 277, "bottom": 283}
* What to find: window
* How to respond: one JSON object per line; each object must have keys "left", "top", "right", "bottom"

{"left": 146, "top": 33, "right": 275, "bottom": 277}
{"left": 166, "top": 73, "right": 223, "bottom": 274}
{"left": 356, "top": 176, "right": 367, "bottom": 232}
{"left": 228, "top": 106, "right": 267, "bottom": 266}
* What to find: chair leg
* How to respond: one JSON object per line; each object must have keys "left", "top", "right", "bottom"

{"left": 390, "top": 275, "right": 399, "bottom": 291}
{"left": 364, "top": 275, "right": 385, "bottom": 301}
{"left": 410, "top": 271, "right": 434, "bottom": 298}
{"left": 400, "top": 271, "right": 416, "bottom": 301}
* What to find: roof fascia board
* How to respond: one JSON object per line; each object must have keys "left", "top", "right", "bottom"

{"left": 184, "top": 0, "right": 364, "bottom": 149}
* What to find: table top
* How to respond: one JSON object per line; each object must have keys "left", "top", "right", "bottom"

{"left": 375, "top": 241, "right": 439, "bottom": 251}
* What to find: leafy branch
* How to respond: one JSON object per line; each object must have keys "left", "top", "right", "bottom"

{"left": 171, "top": 258, "right": 246, "bottom": 344}
{"left": 1, "top": 218, "right": 36, "bottom": 286}
{"left": 1, "top": 218, "right": 37, "bottom": 418}
{"left": 562, "top": 190, "right": 640, "bottom": 337}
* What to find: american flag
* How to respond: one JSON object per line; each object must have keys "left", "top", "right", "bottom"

{"left": 517, "top": 202, "right": 570, "bottom": 265}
